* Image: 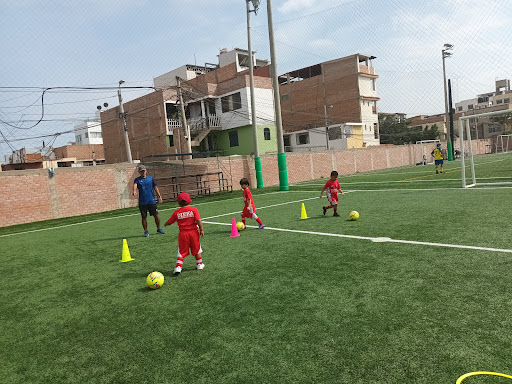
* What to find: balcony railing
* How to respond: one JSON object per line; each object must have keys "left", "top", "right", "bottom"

{"left": 167, "top": 115, "right": 221, "bottom": 135}
{"left": 359, "top": 65, "right": 375, "bottom": 75}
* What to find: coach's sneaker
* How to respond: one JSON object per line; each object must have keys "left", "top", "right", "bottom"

{"left": 323, "top": 206, "right": 327, "bottom": 215}
{"left": 197, "top": 263, "right": 205, "bottom": 271}
{"left": 258, "top": 224, "right": 265, "bottom": 229}
{"left": 333, "top": 213, "right": 340, "bottom": 217}
{"left": 144, "top": 230, "right": 149, "bottom": 237}
{"left": 173, "top": 266, "right": 182, "bottom": 275}
{"left": 156, "top": 228, "right": 165, "bottom": 234}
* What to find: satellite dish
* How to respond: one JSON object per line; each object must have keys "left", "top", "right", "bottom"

{"left": 97, "top": 105, "right": 102, "bottom": 110}
{"left": 103, "top": 102, "right": 109, "bottom": 108}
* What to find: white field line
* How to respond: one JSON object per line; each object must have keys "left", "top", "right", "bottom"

{"left": 203, "top": 221, "right": 512, "bottom": 254}
{"left": 202, "top": 196, "right": 320, "bottom": 220}
{"left": 0, "top": 191, "right": 315, "bottom": 238}
{"left": 290, "top": 156, "right": 512, "bottom": 183}
{"left": 295, "top": 176, "right": 512, "bottom": 185}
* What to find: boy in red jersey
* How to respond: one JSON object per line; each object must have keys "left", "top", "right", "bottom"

{"left": 240, "top": 178, "right": 265, "bottom": 229}
{"left": 164, "top": 192, "right": 205, "bottom": 275}
{"left": 319, "top": 170, "right": 345, "bottom": 217}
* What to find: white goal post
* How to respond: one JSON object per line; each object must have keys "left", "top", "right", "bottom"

{"left": 496, "top": 134, "right": 512, "bottom": 153}
{"left": 459, "top": 110, "right": 512, "bottom": 188}
{"left": 416, "top": 139, "right": 441, "bottom": 164}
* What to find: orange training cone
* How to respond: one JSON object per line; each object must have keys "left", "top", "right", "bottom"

{"left": 230, "top": 217, "right": 240, "bottom": 237}
{"left": 120, "top": 239, "right": 134, "bottom": 262}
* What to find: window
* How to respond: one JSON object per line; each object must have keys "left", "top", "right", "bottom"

{"left": 90, "top": 132, "right": 102, "bottom": 138}
{"left": 328, "top": 127, "right": 342, "bottom": 140}
{"left": 296, "top": 133, "right": 310, "bottom": 145}
{"left": 458, "top": 106, "right": 463, "bottom": 111}
{"left": 283, "top": 135, "right": 291, "bottom": 147}
{"left": 85, "top": 132, "right": 89, "bottom": 138}
{"left": 229, "top": 131, "right": 239, "bottom": 147}
{"left": 372, "top": 79, "right": 376, "bottom": 91}
{"left": 75, "top": 134, "right": 82, "bottom": 144}
{"left": 374, "top": 123, "right": 379, "bottom": 139}
{"left": 497, "top": 99, "right": 503, "bottom": 104}
{"left": 168, "top": 135, "right": 174, "bottom": 147}
{"left": 505, "top": 98, "right": 510, "bottom": 104}
{"left": 263, "top": 128, "right": 271, "bottom": 141}
{"left": 221, "top": 92, "right": 242, "bottom": 113}
{"left": 468, "top": 104, "right": 474, "bottom": 110}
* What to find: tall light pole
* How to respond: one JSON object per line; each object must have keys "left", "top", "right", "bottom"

{"left": 442, "top": 43, "right": 453, "bottom": 160}
{"left": 118, "top": 80, "right": 133, "bottom": 163}
{"left": 246, "top": 0, "right": 263, "bottom": 188}
{"left": 266, "top": 0, "right": 288, "bottom": 190}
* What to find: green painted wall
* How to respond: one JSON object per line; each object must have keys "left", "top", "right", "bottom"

{"left": 211, "top": 125, "right": 277, "bottom": 156}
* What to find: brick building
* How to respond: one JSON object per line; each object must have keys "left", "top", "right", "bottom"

{"left": 278, "top": 53, "right": 380, "bottom": 149}
{"left": 101, "top": 48, "right": 278, "bottom": 164}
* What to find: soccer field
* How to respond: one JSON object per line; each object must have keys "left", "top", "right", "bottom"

{"left": 1, "top": 154, "right": 512, "bottom": 384}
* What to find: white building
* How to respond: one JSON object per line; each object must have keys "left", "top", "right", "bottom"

{"left": 74, "top": 112, "right": 103, "bottom": 145}
{"left": 283, "top": 123, "right": 365, "bottom": 152}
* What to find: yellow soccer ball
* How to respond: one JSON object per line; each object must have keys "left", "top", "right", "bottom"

{"left": 146, "top": 271, "right": 164, "bottom": 289}
{"left": 349, "top": 211, "right": 360, "bottom": 221}
{"left": 236, "top": 221, "right": 246, "bottom": 231}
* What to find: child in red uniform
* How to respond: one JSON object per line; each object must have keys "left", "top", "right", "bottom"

{"left": 319, "top": 170, "right": 345, "bottom": 217}
{"left": 164, "top": 192, "right": 205, "bottom": 275}
{"left": 240, "top": 178, "right": 265, "bottom": 229}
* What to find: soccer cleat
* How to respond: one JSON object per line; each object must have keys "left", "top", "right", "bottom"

{"left": 323, "top": 207, "right": 327, "bottom": 215}
{"left": 436, "top": 171, "right": 439, "bottom": 174}
{"left": 144, "top": 230, "right": 149, "bottom": 237}
{"left": 173, "top": 266, "right": 182, "bottom": 275}
{"left": 333, "top": 213, "right": 340, "bottom": 217}
{"left": 156, "top": 228, "right": 165, "bottom": 234}
{"left": 197, "top": 263, "right": 205, "bottom": 271}
{"left": 258, "top": 224, "right": 265, "bottom": 229}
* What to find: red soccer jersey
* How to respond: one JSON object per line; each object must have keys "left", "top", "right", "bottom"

{"left": 167, "top": 206, "right": 201, "bottom": 231}
{"left": 243, "top": 188, "right": 255, "bottom": 210}
{"left": 324, "top": 179, "right": 340, "bottom": 198}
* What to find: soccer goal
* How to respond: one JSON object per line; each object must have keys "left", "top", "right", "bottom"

{"left": 459, "top": 110, "right": 512, "bottom": 188}
{"left": 416, "top": 139, "right": 441, "bottom": 165}
{"left": 495, "top": 134, "right": 512, "bottom": 153}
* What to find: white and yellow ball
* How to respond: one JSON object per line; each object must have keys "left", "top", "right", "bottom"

{"left": 349, "top": 211, "right": 360, "bottom": 221}
{"left": 146, "top": 271, "right": 164, "bottom": 289}
{"left": 236, "top": 222, "right": 246, "bottom": 231}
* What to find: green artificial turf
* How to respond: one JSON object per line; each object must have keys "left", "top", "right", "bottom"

{"left": 1, "top": 153, "right": 511, "bottom": 383}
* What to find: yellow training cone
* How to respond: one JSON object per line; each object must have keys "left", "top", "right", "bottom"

{"left": 300, "top": 203, "right": 308, "bottom": 219}
{"left": 120, "top": 239, "right": 134, "bottom": 262}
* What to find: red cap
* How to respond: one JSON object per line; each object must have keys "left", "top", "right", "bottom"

{"left": 177, "top": 192, "right": 191, "bottom": 204}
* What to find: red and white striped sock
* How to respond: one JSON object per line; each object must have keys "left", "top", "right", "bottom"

{"left": 195, "top": 256, "right": 203, "bottom": 265}
{"left": 176, "top": 256, "right": 184, "bottom": 269}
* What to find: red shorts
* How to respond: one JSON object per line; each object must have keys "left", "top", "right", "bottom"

{"left": 177, "top": 230, "right": 202, "bottom": 257}
{"left": 327, "top": 193, "right": 338, "bottom": 205}
{"left": 242, "top": 206, "right": 256, "bottom": 218}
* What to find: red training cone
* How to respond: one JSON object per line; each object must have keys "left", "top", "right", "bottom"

{"left": 230, "top": 217, "right": 240, "bottom": 237}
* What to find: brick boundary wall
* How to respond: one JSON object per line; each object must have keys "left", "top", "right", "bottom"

{"left": 0, "top": 140, "right": 491, "bottom": 228}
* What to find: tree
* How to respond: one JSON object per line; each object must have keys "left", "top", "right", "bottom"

{"left": 378, "top": 115, "right": 439, "bottom": 145}
{"left": 491, "top": 112, "right": 512, "bottom": 134}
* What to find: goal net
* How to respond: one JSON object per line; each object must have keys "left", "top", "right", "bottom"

{"left": 416, "top": 139, "right": 441, "bottom": 165}
{"left": 458, "top": 110, "right": 512, "bottom": 188}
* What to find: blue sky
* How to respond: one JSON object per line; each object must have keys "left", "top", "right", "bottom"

{"left": 1, "top": 0, "right": 511, "bottom": 159}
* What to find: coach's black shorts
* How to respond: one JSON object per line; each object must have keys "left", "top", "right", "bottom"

{"left": 139, "top": 204, "right": 158, "bottom": 218}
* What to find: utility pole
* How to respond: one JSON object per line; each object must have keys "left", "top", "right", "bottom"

{"left": 246, "top": 0, "right": 263, "bottom": 188}
{"left": 176, "top": 77, "right": 192, "bottom": 159}
{"left": 117, "top": 80, "right": 133, "bottom": 163}
{"left": 442, "top": 44, "right": 454, "bottom": 160}
{"left": 266, "top": 0, "right": 288, "bottom": 190}
{"left": 323, "top": 104, "right": 331, "bottom": 150}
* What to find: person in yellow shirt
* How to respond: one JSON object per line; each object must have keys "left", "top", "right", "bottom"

{"left": 431, "top": 143, "right": 444, "bottom": 174}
